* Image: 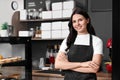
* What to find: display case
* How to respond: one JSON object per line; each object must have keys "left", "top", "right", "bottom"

{"left": 0, "top": 37, "right": 32, "bottom": 80}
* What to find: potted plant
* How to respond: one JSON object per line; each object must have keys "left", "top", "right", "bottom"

{"left": 0, "top": 22, "right": 9, "bottom": 37}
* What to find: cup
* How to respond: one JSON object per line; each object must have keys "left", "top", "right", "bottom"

{"left": 39, "top": 57, "right": 45, "bottom": 69}
{"left": 8, "top": 25, "right": 13, "bottom": 36}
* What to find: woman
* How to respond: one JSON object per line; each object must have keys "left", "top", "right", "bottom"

{"left": 55, "top": 8, "right": 103, "bottom": 80}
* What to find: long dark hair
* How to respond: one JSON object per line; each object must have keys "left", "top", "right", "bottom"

{"left": 66, "top": 8, "right": 96, "bottom": 51}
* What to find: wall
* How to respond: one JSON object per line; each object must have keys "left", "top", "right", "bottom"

{"left": 0, "top": 0, "right": 24, "bottom": 25}
{"left": 88, "top": 0, "right": 112, "bottom": 61}
{"left": 87, "top": 0, "right": 112, "bottom": 72}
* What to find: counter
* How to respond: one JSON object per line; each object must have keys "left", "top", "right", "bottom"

{"left": 32, "top": 70, "right": 111, "bottom": 80}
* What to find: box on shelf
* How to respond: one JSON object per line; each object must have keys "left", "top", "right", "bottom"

{"left": 41, "top": 22, "right": 52, "bottom": 31}
{"left": 52, "top": 10, "right": 62, "bottom": 18}
{"left": 51, "top": 30, "right": 61, "bottom": 39}
{"left": 62, "top": 21, "right": 69, "bottom": 30}
{"left": 18, "top": 31, "right": 30, "bottom": 37}
{"left": 61, "top": 29, "right": 69, "bottom": 38}
{"left": 20, "top": 9, "right": 27, "bottom": 20}
{"left": 52, "top": 21, "right": 62, "bottom": 30}
{"left": 52, "top": 2, "right": 63, "bottom": 10}
{"left": 63, "top": 1, "right": 75, "bottom": 10}
{"left": 42, "top": 11, "right": 52, "bottom": 19}
{"left": 62, "top": 9, "right": 73, "bottom": 18}
{"left": 41, "top": 30, "right": 51, "bottom": 39}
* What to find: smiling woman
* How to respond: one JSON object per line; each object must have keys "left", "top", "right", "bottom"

{"left": 11, "top": 1, "right": 18, "bottom": 10}
{"left": 55, "top": 8, "right": 103, "bottom": 80}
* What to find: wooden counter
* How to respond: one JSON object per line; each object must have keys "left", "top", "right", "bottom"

{"left": 32, "top": 70, "right": 64, "bottom": 78}
{"left": 32, "top": 70, "right": 111, "bottom": 80}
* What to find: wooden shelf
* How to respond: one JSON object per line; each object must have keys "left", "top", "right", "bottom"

{"left": 2, "top": 60, "right": 26, "bottom": 66}
{"left": 20, "top": 17, "right": 70, "bottom": 22}
{"left": 0, "top": 37, "right": 31, "bottom": 44}
{"left": 31, "top": 38, "right": 64, "bottom": 41}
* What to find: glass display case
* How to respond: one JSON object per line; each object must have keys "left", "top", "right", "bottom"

{"left": 0, "top": 37, "right": 32, "bottom": 80}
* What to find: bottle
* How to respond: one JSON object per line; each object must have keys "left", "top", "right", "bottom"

{"left": 27, "top": 9, "right": 33, "bottom": 19}
{"left": 35, "top": 26, "right": 41, "bottom": 38}
{"left": 38, "top": 8, "right": 43, "bottom": 19}
{"left": 49, "top": 48, "right": 55, "bottom": 70}
{"left": 45, "top": 44, "right": 50, "bottom": 64}
{"left": 27, "top": 9, "right": 30, "bottom": 20}
{"left": 32, "top": 9, "right": 36, "bottom": 19}
{"left": 45, "top": 0, "right": 51, "bottom": 11}
{"left": 54, "top": 44, "right": 58, "bottom": 58}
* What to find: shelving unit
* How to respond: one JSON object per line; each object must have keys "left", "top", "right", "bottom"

{"left": 19, "top": 16, "right": 70, "bottom": 68}
{"left": 0, "top": 37, "right": 32, "bottom": 80}
{"left": 20, "top": 17, "right": 70, "bottom": 40}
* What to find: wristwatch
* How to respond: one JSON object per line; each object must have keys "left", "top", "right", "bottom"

{"left": 11, "top": 1, "right": 18, "bottom": 10}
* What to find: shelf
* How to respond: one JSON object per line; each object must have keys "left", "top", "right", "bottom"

{"left": 0, "top": 37, "right": 31, "bottom": 44}
{"left": 35, "top": 70, "right": 64, "bottom": 76}
{"left": 0, "top": 37, "right": 10, "bottom": 43}
{"left": 2, "top": 60, "right": 26, "bottom": 67}
{"left": 31, "top": 38, "right": 64, "bottom": 41}
{"left": 20, "top": 17, "right": 70, "bottom": 22}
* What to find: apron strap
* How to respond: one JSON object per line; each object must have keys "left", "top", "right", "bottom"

{"left": 90, "top": 35, "right": 93, "bottom": 46}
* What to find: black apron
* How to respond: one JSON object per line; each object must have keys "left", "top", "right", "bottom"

{"left": 64, "top": 35, "right": 97, "bottom": 80}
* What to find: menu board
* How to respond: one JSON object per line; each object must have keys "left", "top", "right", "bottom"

{"left": 25, "top": 0, "right": 88, "bottom": 11}
{"left": 26, "top": 0, "right": 45, "bottom": 11}
{"left": 25, "top": 0, "right": 63, "bottom": 11}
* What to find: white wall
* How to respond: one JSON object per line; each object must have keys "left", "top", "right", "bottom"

{"left": 0, "top": 43, "right": 12, "bottom": 58}
{"left": 0, "top": 0, "right": 24, "bottom": 25}
{"left": 0, "top": 0, "right": 24, "bottom": 58}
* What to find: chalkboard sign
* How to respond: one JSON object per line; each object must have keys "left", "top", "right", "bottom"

{"left": 91, "top": 0, "right": 112, "bottom": 12}
{"left": 26, "top": 0, "right": 45, "bottom": 11}
{"left": 25, "top": 0, "right": 88, "bottom": 11}
{"left": 25, "top": 0, "right": 64, "bottom": 11}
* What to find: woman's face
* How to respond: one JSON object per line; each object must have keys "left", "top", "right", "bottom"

{"left": 72, "top": 14, "right": 89, "bottom": 34}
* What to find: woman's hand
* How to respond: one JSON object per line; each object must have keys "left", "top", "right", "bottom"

{"left": 79, "top": 61, "right": 100, "bottom": 71}
{"left": 55, "top": 52, "right": 81, "bottom": 70}
{"left": 89, "top": 61, "right": 100, "bottom": 71}
{"left": 58, "top": 53, "right": 68, "bottom": 62}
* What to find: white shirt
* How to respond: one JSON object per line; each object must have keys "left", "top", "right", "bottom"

{"left": 59, "top": 34, "right": 103, "bottom": 55}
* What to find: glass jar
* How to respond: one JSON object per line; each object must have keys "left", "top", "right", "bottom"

{"left": 29, "top": 28, "right": 34, "bottom": 38}
{"left": 27, "top": 9, "right": 33, "bottom": 20}
{"left": 32, "top": 9, "right": 39, "bottom": 19}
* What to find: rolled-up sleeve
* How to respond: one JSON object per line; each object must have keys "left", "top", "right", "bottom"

{"left": 58, "top": 38, "right": 67, "bottom": 53}
{"left": 93, "top": 36, "right": 103, "bottom": 55}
